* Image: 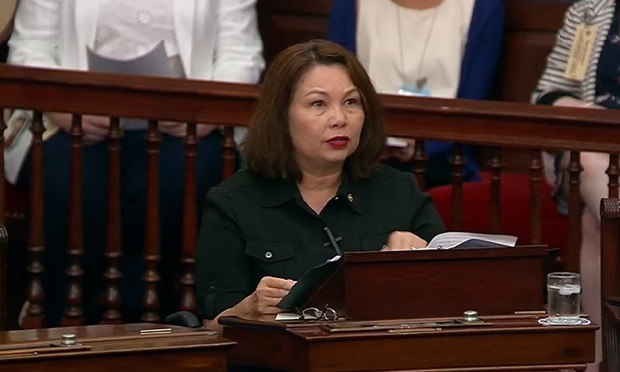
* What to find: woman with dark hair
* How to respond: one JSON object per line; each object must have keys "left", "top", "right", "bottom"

{"left": 195, "top": 40, "right": 444, "bottom": 331}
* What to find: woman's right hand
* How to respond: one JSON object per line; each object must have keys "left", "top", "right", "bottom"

{"left": 241, "top": 276, "right": 296, "bottom": 321}
{"left": 48, "top": 113, "right": 110, "bottom": 145}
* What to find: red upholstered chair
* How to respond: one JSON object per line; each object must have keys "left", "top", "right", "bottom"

{"left": 427, "top": 172, "right": 568, "bottom": 252}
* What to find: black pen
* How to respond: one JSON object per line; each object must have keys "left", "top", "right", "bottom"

{"left": 324, "top": 226, "right": 343, "bottom": 256}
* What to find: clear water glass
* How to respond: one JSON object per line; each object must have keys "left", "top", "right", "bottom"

{"left": 547, "top": 271, "right": 581, "bottom": 324}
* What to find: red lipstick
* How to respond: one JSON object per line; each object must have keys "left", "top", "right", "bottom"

{"left": 326, "top": 136, "right": 350, "bottom": 149}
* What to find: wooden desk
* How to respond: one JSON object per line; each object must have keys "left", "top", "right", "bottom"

{"left": 221, "top": 315, "right": 597, "bottom": 372}
{"left": 0, "top": 323, "right": 234, "bottom": 371}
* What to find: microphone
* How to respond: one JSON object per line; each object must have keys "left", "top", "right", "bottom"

{"left": 323, "top": 226, "right": 343, "bottom": 256}
{"left": 164, "top": 311, "right": 203, "bottom": 328}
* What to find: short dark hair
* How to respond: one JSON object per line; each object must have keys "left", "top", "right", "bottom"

{"left": 243, "top": 39, "right": 385, "bottom": 181}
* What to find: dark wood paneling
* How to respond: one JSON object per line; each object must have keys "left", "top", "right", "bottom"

{"left": 496, "top": 0, "right": 571, "bottom": 102}
{"left": 257, "top": 0, "right": 332, "bottom": 64}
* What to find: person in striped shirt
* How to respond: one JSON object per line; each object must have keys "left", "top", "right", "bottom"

{"left": 533, "top": 1, "right": 620, "bottom": 370}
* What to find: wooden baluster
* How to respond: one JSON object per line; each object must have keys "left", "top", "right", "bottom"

{"left": 412, "top": 140, "right": 427, "bottom": 191}
{"left": 607, "top": 153, "right": 619, "bottom": 198}
{"left": 565, "top": 151, "right": 583, "bottom": 273}
{"left": 61, "top": 114, "right": 84, "bottom": 326}
{"left": 22, "top": 111, "right": 46, "bottom": 328}
{"left": 102, "top": 118, "right": 122, "bottom": 324}
{"left": 488, "top": 147, "right": 503, "bottom": 233}
{"left": 222, "top": 126, "right": 236, "bottom": 180}
{"left": 528, "top": 150, "right": 543, "bottom": 247}
{"left": 0, "top": 108, "right": 6, "bottom": 330}
{"left": 450, "top": 144, "right": 465, "bottom": 230}
{"left": 142, "top": 120, "right": 161, "bottom": 322}
{"left": 179, "top": 122, "right": 198, "bottom": 313}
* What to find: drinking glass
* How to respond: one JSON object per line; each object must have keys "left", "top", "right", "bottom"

{"left": 547, "top": 271, "right": 581, "bottom": 324}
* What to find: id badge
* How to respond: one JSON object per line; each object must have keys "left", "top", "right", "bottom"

{"left": 398, "top": 83, "right": 431, "bottom": 97}
{"left": 564, "top": 24, "right": 598, "bottom": 81}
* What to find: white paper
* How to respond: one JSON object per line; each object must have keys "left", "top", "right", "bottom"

{"left": 87, "top": 41, "right": 174, "bottom": 130}
{"left": 275, "top": 313, "right": 303, "bottom": 321}
{"left": 386, "top": 136, "right": 408, "bottom": 148}
{"left": 426, "top": 232, "right": 518, "bottom": 250}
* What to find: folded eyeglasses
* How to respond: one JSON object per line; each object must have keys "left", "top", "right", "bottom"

{"left": 295, "top": 304, "right": 338, "bottom": 321}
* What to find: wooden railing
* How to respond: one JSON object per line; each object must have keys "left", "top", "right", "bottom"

{"left": 1, "top": 64, "right": 620, "bottom": 328}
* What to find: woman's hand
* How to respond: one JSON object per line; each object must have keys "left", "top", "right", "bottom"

{"left": 158, "top": 121, "right": 217, "bottom": 138}
{"left": 48, "top": 113, "right": 110, "bottom": 145}
{"left": 203, "top": 276, "right": 295, "bottom": 332}
{"left": 240, "top": 276, "right": 296, "bottom": 321}
{"left": 381, "top": 231, "right": 428, "bottom": 251}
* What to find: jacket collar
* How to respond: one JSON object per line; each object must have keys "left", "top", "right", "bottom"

{"left": 259, "top": 170, "right": 363, "bottom": 215}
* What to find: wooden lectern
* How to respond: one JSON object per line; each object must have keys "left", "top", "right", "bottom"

{"left": 221, "top": 247, "right": 598, "bottom": 371}
{"left": 0, "top": 323, "right": 234, "bottom": 371}
{"left": 301, "top": 246, "right": 548, "bottom": 320}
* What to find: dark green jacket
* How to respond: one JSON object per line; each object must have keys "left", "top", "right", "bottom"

{"left": 196, "top": 165, "right": 445, "bottom": 319}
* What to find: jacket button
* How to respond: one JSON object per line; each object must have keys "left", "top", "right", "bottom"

{"left": 265, "top": 251, "right": 273, "bottom": 259}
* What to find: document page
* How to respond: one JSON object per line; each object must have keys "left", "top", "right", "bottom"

{"left": 426, "top": 232, "right": 518, "bottom": 250}
{"left": 87, "top": 42, "right": 173, "bottom": 130}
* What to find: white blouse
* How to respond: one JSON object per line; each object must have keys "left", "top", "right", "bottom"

{"left": 356, "top": 0, "right": 475, "bottom": 98}
{"left": 94, "top": 0, "right": 184, "bottom": 76}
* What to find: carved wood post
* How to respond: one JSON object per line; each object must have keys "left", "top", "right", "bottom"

{"left": 488, "top": 147, "right": 503, "bottom": 234}
{"left": 179, "top": 123, "right": 198, "bottom": 313}
{"left": 528, "top": 150, "right": 543, "bottom": 246}
{"left": 61, "top": 114, "right": 85, "bottom": 326}
{"left": 222, "top": 126, "right": 236, "bottom": 181}
{"left": 22, "top": 111, "right": 46, "bottom": 328}
{"left": 450, "top": 144, "right": 465, "bottom": 230}
{"left": 102, "top": 118, "right": 123, "bottom": 324}
{"left": 412, "top": 140, "right": 427, "bottom": 191}
{"left": 142, "top": 120, "right": 161, "bottom": 322}
{"left": 566, "top": 151, "right": 583, "bottom": 273}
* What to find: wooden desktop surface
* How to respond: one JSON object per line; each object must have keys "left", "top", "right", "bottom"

{"left": 0, "top": 323, "right": 233, "bottom": 371}
{"left": 222, "top": 314, "right": 597, "bottom": 372}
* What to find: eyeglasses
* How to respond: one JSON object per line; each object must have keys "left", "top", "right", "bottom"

{"left": 295, "top": 304, "right": 338, "bottom": 321}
